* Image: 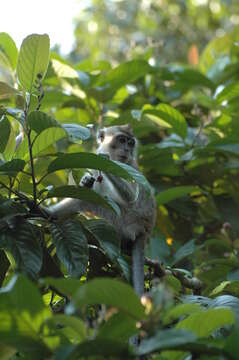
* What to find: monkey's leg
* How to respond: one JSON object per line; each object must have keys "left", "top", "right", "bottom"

{"left": 132, "top": 234, "right": 145, "bottom": 296}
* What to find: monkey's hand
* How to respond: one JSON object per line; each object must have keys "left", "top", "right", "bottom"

{"left": 80, "top": 174, "right": 96, "bottom": 188}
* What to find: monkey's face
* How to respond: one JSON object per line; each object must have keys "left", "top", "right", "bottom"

{"left": 109, "top": 134, "right": 136, "bottom": 164}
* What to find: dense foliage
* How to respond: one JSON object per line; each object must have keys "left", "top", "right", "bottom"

{"left": 1, "top": 27, "right": 239, "bottom": 359}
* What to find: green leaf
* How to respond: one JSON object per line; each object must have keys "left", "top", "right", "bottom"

{"left": 143, "top": 103, "right": 188, "bottom": 139}
{"left": 46, "top": 314, "right": 86, "bottom": 341}
{"left": 172, "top": 239, "right": 196, "bottom": 266}
{"left": 0, "top": 221, "right": 43, "bottom": 278}
{"left": 210, "top": 281, "right": 239, "bottom": 298}
{"left": 3, "top": 122, "right": 16, "bottom": 161}
{"left": 17, "top": 34, "right": 50, "bottom": 93}
{"left": 98, "top": 311, "right": 137, "bottom": 341}
{"left": 0, "top": 81, "right": 19, "bottom": 100}
{"left": 71, "top": 278, "right": 145, "bottom": 319}
{"left": 91, "top": 60, "right": 152, "bottom": 101}
{"left": 216, "top": 82, "right": 239, "bottom": 103}
{"left": 27, "top": 110, "right": 60, "bottom": 133}
{"left": 62, "top": 123, "right": 91, "bottom": 141}
{"left": 156, "top": 186, "right": 199, "bottom": 205}
{"left": 138, "top": 329, "right": 196, "bottom": 355}
{"left": 0, "top": 116, "right": 11, "bottom": 153}
{"left": 0, "top": 274, "right": 51, "bottom": 354}
{"left": 60, "top": 339, "right": 130, "bottom": 358}
{"left": 0, "top": 32, "right": 18, "bottom": 70}
{"left": 82, "top": 219, "right": 120, "bottom": 261}
{"left": 176, "top": 308, "right": 235, "bottom": 337}
{"left": 0, "top": 159, "right": 25, "bottom": 175}
{"left": 47, "top": 152, "right": 133, "bottom": 180}
{"left": 46, "top": 185, "right": 120, "bottom": 213}
{"left": 31, "top": 127, "right": 67, "bottom": 159}
{"left": 0, "top": 198, "right": 27, "bottom": 220}
{"left": 50, "top": 219, "right": 89, "bottom": 277}
{"left": 41, "top": 277, "right": 83, "bottom": 298}
{"left": 163, "top": 304, "right": 202, "bottom": 325}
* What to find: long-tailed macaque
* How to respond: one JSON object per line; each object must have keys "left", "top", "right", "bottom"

{"left": 48, "top": 124, "right": 156, "bottom": 296}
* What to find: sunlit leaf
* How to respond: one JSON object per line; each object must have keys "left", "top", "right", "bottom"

{"left": 17, "top": 34, "right": 50, "bottom": 93}
{"left": 71, "top": 278, "right": 145, "bottom": 319}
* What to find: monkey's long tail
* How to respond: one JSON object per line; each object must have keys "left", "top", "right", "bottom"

{"left": 132, "top": 234, "right": 145, "bottom": 296}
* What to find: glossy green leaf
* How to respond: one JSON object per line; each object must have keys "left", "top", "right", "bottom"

{"left": 47, "top": 152, "right": 133, "bottom": 180}
{"left": 62, "top": 123, "right": 91, "bottom": 141}
{"left": 46, "top": 314, "right": 86, "bottom": 341}
{"left": 3, "top": 122, "right": 16, "bottom": 161}
{"left": 41, "top": 277, "right": 83, "bottom": 298}
{"left": 163, "top": 304, "right": 202, "bottom": 326}
{"left": 50, "top": 219, "right": 89, "bottom": 277}
{"left": 0, "top": 275, "right": 51, "bottom": 354}
{"left": 27, "top": 110, "right": 60, "bottom": 133}
{"left": 138, "top": 329, "right": 196, "bottom": 355}
{"left": 0, "top": 116, "right": 11, "bottom": 153}
{"left": 143, "top": 103, "right": 188, "bottom": 138}
{"left": 46, "top": 185, "right": 119, "bottom": 213}
{"left": 0, "top": 221, "right": 43, "bottom": 278}
{"left": 82, "top": 219, "right": 120, "bottom": 261}
{"left": 31, "top": 127, "right": 67, "bottom": 159}
{"left": 156, "top": 186, "right": 199, "bottom": 205}
{"left": 61, "top": 338, "right": 130, "bottom": 358}
{"left": 71, "top": 278, "right": 145, "bottom": 319}
{"left": 176, "top": 308, "right": 234, "bottom": 337}
{"left": 0, "top": 81, "right": 19, "bottom": 100}
{"left": 211, "top": 281, "right": 239, "bottom": 298}
{"left": 216, "top": 82, "right": 239, "bottom": 103}
{"left": 172, "top": 239, "right": 196, "bottom": 266}
{"left": 0, "top": 159, "right": 25, "bottom": 175}
{"left": 98, "top": 311, "right": 137, "bottom": 341}
{"left": 17, "top": 34, "right": 50, "bottom": 93}
{"left": 91, "top": 60, "right": 152, "bottom": 101}
{"left": 0, "top": 32, "right": 18, "bottom": 70}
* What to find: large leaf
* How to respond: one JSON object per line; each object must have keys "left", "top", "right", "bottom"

{"left": 31, "top": 127, "right": 67, "bottom": 159}
{"left": 91, "top": 60, "right": 152, "bottom": 101}
{"left": 58, "top": 339, "right": 130, "bottom": 358}
{"left": 156, "top": 186, "right": 199, "bottom": 205}
{"left": 172, "top": 239, "right": 196, "bottom": 266}
{"left": 47, "top": 152, "right": 133, "bottom": 180}
{"left": 17, "top": 34, "right": 50, "bottom": 93}
{"left": 137, "top": 329, "right": 196, "bottom": 356}
{"left": 0, "top": 220, "right": 43, "bottom": 278}
{"left": 71, "top": 278, "right": 145, "bottom": 319}
{"left": 0, "top": 81, "right": 19, "bottom": 100}
{"left": 98, "top": 311, "right": 137, "bottom": 341}
{"left": 41, "top": 277, "right": 83, "bottom": 298}
{"left": 0, "top": 198, "right": 27, "bottom": 221}
{"left": 27, "top": 110, "right": 60, "bottom": 133}
{"left": 82, "top": 219, "right": 120, "bottom": 261}
{"left": 47, "top": 185, "right": 120, "bottom": 214}
{"left": 216, "top": 82, "right": 239, "bottom": 103}
{"left": 62, "top": 123, "right": 91, "bottom": 141}
{"left": 0, "top": 275, "right": 51, "bottom": 354}
{"left": 0, "top": 159, "right": 25, "bottom": 175}
{"left": 176, "top": 308, "right": 234, "bottom": 337}
{"left": 0, "top": 32, "right": 18, "bottom": 70}
{"left": 143, "top": 103, "right": 188, "bottom": 139}
{"left": 50, "top": 219, "right": 89, "bottom": 277}
{"left": 0, "top": 115, "right": 11, "bottom": 153}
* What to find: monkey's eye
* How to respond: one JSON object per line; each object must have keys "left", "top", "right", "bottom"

{"left": 118, "top": 136, "right": 126, "bottom": 144}
{"left": 128, "top": 138, "right": 135, "bottom": 147}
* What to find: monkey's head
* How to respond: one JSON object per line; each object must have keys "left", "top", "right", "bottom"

{"left": 97, "top": 124, "right": 138, "bottom": 167}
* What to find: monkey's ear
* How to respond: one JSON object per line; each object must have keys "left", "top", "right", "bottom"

{"left": 122, "top": 124, "right": 133, "bottom": 135}
{"left": 97, "top": 129, "right": 105, "bottom": 143}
